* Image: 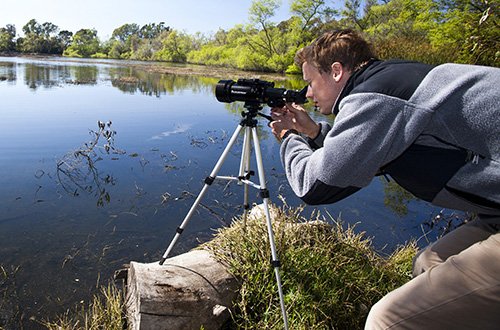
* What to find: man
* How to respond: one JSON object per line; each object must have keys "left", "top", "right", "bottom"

{"left": 270, "top": 29, "right": 500, "bottom": 329}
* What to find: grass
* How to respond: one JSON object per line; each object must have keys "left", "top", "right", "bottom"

{"left": 203, "top": 205, "right": 417, "bottom": 329}
{"left": 43, "top": 284, "right": 126, "bottom": 330}
{"left": 43, "top": 204, "right": 416, "bottom": 329}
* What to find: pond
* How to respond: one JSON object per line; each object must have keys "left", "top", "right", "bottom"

{"left": 0, "top": 56, "right": 464, "bottom": 328}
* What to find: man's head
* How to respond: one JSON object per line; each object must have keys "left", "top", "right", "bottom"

{"left": 295, "top": 29, "right": 376, "bottom": 114}
{"left": 295, "top": 29, "right": 376, "bottom": 74}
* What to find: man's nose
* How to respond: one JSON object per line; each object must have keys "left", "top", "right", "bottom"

{"left": 306, "top": 86, "right": 313, "bottom": 99}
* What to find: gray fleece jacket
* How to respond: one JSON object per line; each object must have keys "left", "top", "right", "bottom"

{"left": 280, "top": 60, "right": 500, "bottom": 218}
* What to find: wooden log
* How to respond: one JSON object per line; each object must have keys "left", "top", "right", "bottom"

{"left": 126, "top": 249, "right": 239, "bottom": 330}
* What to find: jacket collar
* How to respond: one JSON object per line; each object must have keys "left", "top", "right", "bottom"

{"left": 332, "top": 59, "right": 378, "bottom": 115}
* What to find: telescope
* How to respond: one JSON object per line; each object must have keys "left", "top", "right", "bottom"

{"left": 215, "top": 78, "right": 308, "bottom": 108}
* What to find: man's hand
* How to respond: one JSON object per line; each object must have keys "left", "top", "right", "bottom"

{"left": 270, "top": 103, "right": 320, "bottom": 140}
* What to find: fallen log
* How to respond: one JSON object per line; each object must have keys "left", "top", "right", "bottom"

{"left": 126, "top": 249, "right": 239, "bottom": 330}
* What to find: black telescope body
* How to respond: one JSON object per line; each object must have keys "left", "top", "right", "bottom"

{"left": 215, "top": 78, "right": 307, "bottom": 108}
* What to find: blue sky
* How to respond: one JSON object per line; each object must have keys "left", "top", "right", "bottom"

{"left": 0, "top": 0, "right": 292, "bottom": 39}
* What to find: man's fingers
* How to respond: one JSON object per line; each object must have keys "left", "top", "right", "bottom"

{"left": 270, "top": 121, "right": 280, "bottom": 137}
{"left": 284, "top": 103, "right": 304, "bottom": 114}
{"left": 271, "top": 106, "right": 287, "bottom": 115}
{"left": 271, "top": 110, "right": 285, "bottom": 121}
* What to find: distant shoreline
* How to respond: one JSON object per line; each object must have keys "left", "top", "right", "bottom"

{"left": 0, "top": 53, "right": 291, "bottom": 81}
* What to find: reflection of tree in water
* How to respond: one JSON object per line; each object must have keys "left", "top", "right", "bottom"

{"left": 382, "top": 179, "right": 416, "bottom": 217}
{"left": 23, "top": 63, "right": 98, "bottom": 89}
{"left": 16, "top": 59, "right": 305, "bottom": 106}
{"left": 382, "top": 178, "right": 469, "bottom": 240}
{"left": 57, "top": 121, "right": 124, "bottom": 207}
{"left": 107, "top": 66, "right": 301, "bottom": 100}
{"left": 24, "top": 63, "right": 65, "bottom": 89}
{"left": 0, "top": 62, "right": 16, "bottom": 82}
{"left": 69, "top": 65, "right": 98, "bottom": 85}
{"left": 109, "top": 67, "right": 216, "bottom": 97}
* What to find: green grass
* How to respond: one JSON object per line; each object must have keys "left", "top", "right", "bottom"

{"left": 203, "top": 205, "right": 417, "bottom": 329}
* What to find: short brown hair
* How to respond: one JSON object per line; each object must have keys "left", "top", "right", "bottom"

{"left": 295, "top": 29, "right": 376, "bottom": 73}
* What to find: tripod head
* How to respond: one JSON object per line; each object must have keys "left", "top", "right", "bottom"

{"left": 239, "top": 101, "right": 265, "bottom": 127}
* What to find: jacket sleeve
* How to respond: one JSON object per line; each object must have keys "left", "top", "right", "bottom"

{"left": 280, "top": 93, "right": 433, "bottom": 205}
{"left": 305, "top": 121, "right": 330, "bottom": 150}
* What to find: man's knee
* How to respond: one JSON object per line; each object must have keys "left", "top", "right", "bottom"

{"left": 412, "top": 244, "right": 443, "bottom": 277}
{"left": 365, "top": 296, "right": 392, "bottom": 330}
{"left": 412, "top": 217, "right": 499, "bottom": 277}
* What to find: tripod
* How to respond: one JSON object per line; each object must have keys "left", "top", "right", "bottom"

{"left": 159, "top": 101, "right": 289, "bottom": 329}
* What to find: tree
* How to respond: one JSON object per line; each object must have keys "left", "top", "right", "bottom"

{"left": 249, "top": 0, "right": 282, "bottom": 56}
{"left": 57, "top": 30, "right": 73, "bottom": 49}
{"left": 0, "top": 24, "right": 16, "bottom": 52}
{"left": 187, "top": 25, "right": 248, "bottom": 68}
{"left": 291, "top": 0, "right": 338, "bottom": 33}
{"left": 365, "top": 0, "right": 440, "bottom": 37}
{"left": 41, "top": 22, "right": 58, "bottom": 38}
{"left": 22, "top": 19, "right": 42, "bottom": 35}
{"left": 63, "top": 29, "right": 100, "bottom": 57}
{"left": 19, "top": 19, "right": 44, "bottom": 52}
{"left": 18, "top": 19, "right": 66, "bottom": 54}
{"left": 111, "top": 23, "right": 140, "bottom": 42}
{"left": 107, "top": 22, "right": 171, "bottom": 60}
{"left": 139, "top": 22, "right": 169, "bottom": 39}
{"left": 213, "top": 29, "right": 228, "bottom": 46}
{"left": 155, "top": 30, "right": 193, "bottom": 62}
{"left": 430, "top": 0, "right": 499, "bottom": 65}
{"left": 188, "top": 1, "right": 319, "bottom": 72}
{"left": 360, "top": 0, "right": 498, "bottom": 65}
{"left": 109, "top": 23, "right": 140, "bottom": 58}
{"left": 107, "top": 39, "right": 127, "bottom": 59}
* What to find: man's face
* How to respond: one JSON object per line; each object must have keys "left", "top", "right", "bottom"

{"left": 302, "top": 61, "right": 345, "bottom": 115}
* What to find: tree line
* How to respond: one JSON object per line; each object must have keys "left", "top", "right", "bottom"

{"left": 0, "top": 0, "right": 497, "bottom": 72}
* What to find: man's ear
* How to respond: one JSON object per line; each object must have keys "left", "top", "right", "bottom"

{"left": 331, "top": 62, "right": 343, "bottom": 82}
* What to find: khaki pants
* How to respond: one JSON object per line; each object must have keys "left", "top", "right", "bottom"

{"left": 365, "top": 215, "right": 500, "bottom": 329}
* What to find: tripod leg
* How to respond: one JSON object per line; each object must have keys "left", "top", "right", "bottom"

{"left": 159, "top": 124, "right": 244, "bottom": 265}
{"left": 239, "top": 126, "right": 252, "bottom": 226}
{"left": 250, "top": 127, "right": 289, "bottom": 330}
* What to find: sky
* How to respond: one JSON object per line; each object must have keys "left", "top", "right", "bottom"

{"left": 0, "top": 0, "right": 293, "bottom": 39}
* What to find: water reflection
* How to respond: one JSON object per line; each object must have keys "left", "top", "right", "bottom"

{"left": 0, "top": 61, "right": 16, "bottom": 82}
{"left": 1, "top": 56, "right": 305, "bottom": 97}
{"left": 381, "top": 178, "right": 468, "bottom": 238}
{"left": 382, "top": 179, "right": 416, "bottom": 217}
{"left": 23, "top": 63, "right": 96, "bottom": 89}
{"left": 109, "top": 67, "right": 217, "bottom": 97}
{"left": 56, "top": 121, "right": 122, "bottom": 207}
{"left": 1, "top": 58, "right": 220, "bottom": 95}
{"left": 70, "top": 65, "right": 98, "bottom": 85}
